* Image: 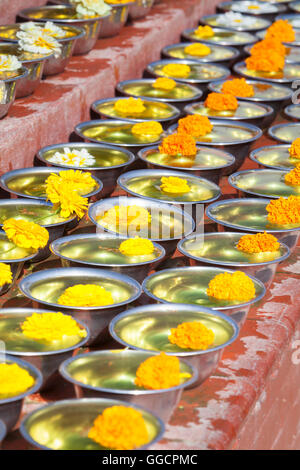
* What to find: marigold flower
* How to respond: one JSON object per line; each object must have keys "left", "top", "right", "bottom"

{"left": 245, "top": 49, "right": 285, "bottom": 72}
{"left": 3, "top": 218, "right": 49, "bottom": 251}
{"left": 58, "top": 284, "right": 114, "bottom": 307}
{"left": 160, "top": 176, "right": 191, "bottom": 194}
{"left": 169, "top": 321, "right": 214, "bottom": 350}
{"left": 236, "top": 232, "right": 280, "bottom": 253}
{"left": 114, "top": 98, "right": 146, "bottom": 116}
{"left": 0, "top": 363, "right": 35, "bottom": 399}
{"left": 266, "top": 196, "right": 300, "bottom": 225}
{"left": 184, "top": 43, "right": 211, "bottom": 57}
{"left": 289, "top": 138, "right": 300, "bottom": 159}
{"left": 131, "top": 121, "right": 163, "bottom": 136}
{"left": 159, "top": 132, "right": 197, "bottom": 156}
{"left": 161, "top": 63, "right": 191, "bottom": 78}
{"left": 284, "top": 166, "right": 300, "bottom": 186}
{"left": 135, "top": 352, "right": 190, "bottom": 389}
{"left": 100, "top": 205, "right": 151, "bottom": 231}
{"left": 152, "top": 77, "right": 176, "bottom": 90}
{"left": 205, "top": 92, "right": 238, "bottom": 111}
{"left": 0, "top": 263, "right": 12, "bottom": 287}
{"left": 265, "top": 19, "right": 295, "bottom": 43}
{"left": 119, "top": 237, "right": 154, "bottom": 256}
{"left": 250, "top": 38, "right": 286, "bottom": 58}
{"left": 221, "top": 78, "right": 254, "bottom": 98}
{"left": 46, "top": 180, "right": 88, "bottom": 219}
{"left": 194, "top": 25, "right": 215, "bottom": 39}
{"left": 206, "top": 271, "right": 256, "bottom": 301}
{"left": 21, "top": 312, "right": 87, "bottom": 342}
{"left": 177, "top": 114, "right": 213, "bottom": 137}
{"left": 46, "top": 170, "right": 96, "bottom": 195}
{"left": 88, "top": 405, "right": 149, "bottom": 450}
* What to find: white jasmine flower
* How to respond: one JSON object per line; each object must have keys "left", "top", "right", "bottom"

{"left": 42, "top": 22, "right": 66, "bottom": 39}
{"left": 231, "top": 1, "right": 276, "bottom": 14}
{"left": 17, "top": 30, "right": 62, "bottom": 59}
{"left": 72, "top": 0, "right": 112, "bottom": 18}
{"left": 48, "top": 148, "right": 96, "bottom": 167}
{"left": 0, "top": 54, "right": 22, "bottom": 72}
{"left": 215, "top": 12, "right": 257, "bottom": 28}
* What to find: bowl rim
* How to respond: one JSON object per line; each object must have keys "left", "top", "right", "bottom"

{"left": 0, "top": 42, "right": 54, "bottom": 63}
{"left": 18, "top": 5, "right": 111, "bottom": 23}
{"left": 0, "top": 66, "right": 29, "bottom": 84}
{"left": 0, "top": 308, "right": 91, "bottom": 356}
{"left": 200, "top": 13, "right": 271, "bottom": 31}
{"left": 0, "top": 22, "right": 86, "bottom": 43}
{"left": 0, "top": 229, "right": 37, "bottom": 263}
{"left": 181, "top": 26, "right": 258, "bottom": 46}
{"left": 284, "top": 103, "right": 300, "bottom": 120}
{"left": 177, "top": 231, "right": 290, "bottom": 267}
{"left": 0, "top": 420, "right": 6, "bottom": 442}
{"left": 249, "top": 144, "right": 292, "bottom": 170}
{"left": 59, "top": 349, "right": 199, "bottom": 394}
{"left": 184, "top": 100, "right": 274, "bottom": 122}
{"left": 161, "top": 41, "right": 241, "bottom": 63}
{"left": 268, "top": 122, "right": 300, "bottom": 143}
{"left": 19, "top": 267, "right": 142, "bottom": 311}
{"left": 19, "top": 397, "right": 165, "bottom": 450}
{"left": 109, "top": 302, "right": 240, "bottom": 356}
{"left": 217, "top": 0, "right": 280, "bottom": 14}
{"left": 233, "top": 60, "right": 300, "bottom": 84}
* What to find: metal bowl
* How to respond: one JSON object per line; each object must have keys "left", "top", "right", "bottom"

{"left": 200, "top": 13, "right": 271, "bottom": 32}
{"left": 59, "top": 349, "right": 197, "bottom": 423}
{"left": 167, "top": 120, "right": 262, "bottom": 172}
{"left": 206, "top": 197, "right": 300, "bottom": 251}
{"left": 19, "top": 267, "right": 142, "bottom": 345}
{"left": 288, "top": 2, "right": 300, "bottom": 14}
{"left": 18, "top": 5, "right": 111, "bottom": 55}
{"left": 91, "top": 97, "right": 180, "bottom": 130}
{"left": 74, "top": 119, "right": 164, "bottom": 155}
{"left": 217, "top": 1, "right": 285, "bottom": 22}
{"left": 268, "top": 122, "right": 300, "bottom": 144}
{"left": 88, "top": 196, "right": 195, "bottom": 258}
{"left": 184, "top": 100, "right": 274, "bottom": 130}
{"left": 0, "top": 355, "right": 42, "bottom": 432}
{"left": 0, "top": 67, "right": 29, "bottom": 119}
{"left": 161, "top": 42, "right": 240, "bottom": 68}
{"left": 137, "top": 144, "right": 235, "bottom": 184}
{"left": 50, "top": 233, "right": 165, "bottom": 283}
{"left": 208, "top": 78, "right": 292, "bottom": 114}
{"left": 20, "top": 397, "right": 164, "bottom": 450}
{"left": 109, "top": 303, "right": 239, "bottom": 385}
{"left": 0, "top": 167, "right": 102, "bottom": 202}
{"left": 0, "top": 308, "right": 90, "bottom": 390}
{"left": 233, "top": 60, "right": 300, "bottom": 85}
{"left": 256, "top": 26, "right": 300, "bottom": 47}
{"left": 142, "top": 266, "right": 265, "bottom": 327}
{"left": 250, "top": 144, "right": 298, "bottom": 170}
{"left": 274, "top": 12, "right": 300, "bottom": 27}
{"left": 285, "top": 104, "right": 300, "bottom": 121}
{"left": 0, "top": 420, "right": 6, "bottom": 448}
{"left": 145, "top": 59, "right": 230, "bottom": 93}
{"left": 178, "top": 232, "right": 290, "bottom": 288}
{"left": 0, "top": 199, "right": 76, "bottom": 262}
{"left": 116, "top": 78, "right": 203, "bottom": 113}
{"left": 128, "top": 0, "right": 154, "bottom": 20}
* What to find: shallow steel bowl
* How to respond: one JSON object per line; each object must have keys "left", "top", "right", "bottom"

{"left": 59, "top": 349, "right": 197, "bottom": 423}
{"left": 268, "top": 122, "right": 300, "bottom": 144}
{"left": 206, "top": 197, "right": 300, "bottom": 251}
{"left": 128, "top": 0, "right": 154, "bottom": 20}
{"left": 217, "top": 1, "right": 285, "bottom": 22}
{"left": 0, "top": 420, "right": 6, "bottom": 448}
{"left": 20, "top": 397, "right": 164, "bottom": 450}
{"left": 0, "top": 67, "right": 29, "bottom": 118}
{"left": 109, "top": 303, "right": 239, "bottom": 386}
{"left": 200, "top": 13, "right": 271, "bottom": 32}
{"left": 249, "top": 144, "right": 297, "bottom": 170}
{"left": 141, "top": 266, "right": 265, "bottom": 327}
{"left": 284, "top": 104, "right": 300, "bottom": 121}
{"left": 88, "top": 196, "right": 195, "bottom": 258}
{"left": 0, "top": 308, "right": 90, "bottom": 390}
{"left": 19, "top": 267, "right": 142, "bottom": 345}
{"left": 50, "top": 233, "right": 165, "bottom": 283}
{"left": 0, "top": 355, "right": 42, "bottom": 432}
{"left": 233, "top": 60, "right": 300, "bottom": 85}
{"left": 178, "top": 232, "right": 290, "bottom": 289}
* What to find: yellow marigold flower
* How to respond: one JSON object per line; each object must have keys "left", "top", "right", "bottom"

{"left": 0, "top": 363, "right": 35, "bottom": 399}
{"left": 58, "top": 284, "right": 114, "bottom": 307}
{"left": 119, "top": 237, "right": 154, "bottom": 256}
{"left": 246, "top": 50, "right": 285, "bottom": 72}
{"left": 47, "top": 181, "right": 88, "bottom": 219}
{"left": 160, "top": 176, "right": 191, "bottom": 194}
{"left": 178, "top": 114, "right": 213, "bottom": 137}
{"left": 100, "top": 205, "right": 151, "bottom": 231}
{"left": 289, "top": 138, "right": 300, "bottom": 159}
{"left": 114, "top": 98, "right": 146, "bottom": 116}
{"left": 88, "top": 405, "right": 149, "bottom": 450}
{"left": 221, "top": 78, "right": 254, "bottom": 98}
{"left": 21, "top": 312, "right": 87, "bottom": 342}
{"left": 152, "top": 77, "right": 176, "bottom": 90}
{"left": 3, "top": 218, "right": 49, "bottom": 251}
{"left": 284, "top": 166, "right": 300, "bottom": 186}
{"left": 159, "top": 132, "right": 197, "bottom": 156}
{"left": 168, "top": 321, "right": 215, "bottom": 350}
{"left": 46, "top": 170, "right": 95, "bottom": 195}
{"left": 205, "top": 92, "right": 238, "bottom": 111}
{"left": 131, "top": 121, "right": 163, "bottom": 136}
{"left": 236, "top": 232, "right": 280, "bottom": 253}
{"left": 265, "top": 19, "right": 295, "bottom": 43}
{"left": 206, "top": 271, "right": 256, "bottom": 301}
{"left": 266, "top": 196, "right": 300, "bottom": 225}
{"left": 184, "top": 43, "right": 211, "bottom": 57}
{"left": 0, "top": 263, "right": 12, "bottom": 287}
{"left": 161, "top": 63, "right": 191, "bottom": 78}
{"left": 135, "top": 352, "right": 189, "bottom": 390}
{"left": 250, "top": 38, "right": 286, "bottom": 58}
{"left": 194, "top": 25, "right": 215, "bottom": 39}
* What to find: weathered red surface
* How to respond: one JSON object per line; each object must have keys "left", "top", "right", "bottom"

{"left": 0, "top": 0, "right": 46, "bottom": 26}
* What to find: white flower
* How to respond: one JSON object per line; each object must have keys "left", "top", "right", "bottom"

{"left": 17, "top": 29, "right": 62, "bottom": 59}
{"left": 0, "top": 54, "right": 22, "bottom": 72}
{"left": 20, "top": 22, "right": 43, "bottom": 34}
{"left": 48, "top": 148, "right": 96, "bottom": 167}
{"left": 215, "top": 12, "right": 257, "bottom": 28}
{"left": 231, "top": 1, "right": 276, "bottom": 14}
{"left": 71, "top": 0, "right": 112, "bottom": 18}
{"left": 42, "top": 22, "right": 66, "bottom": 39}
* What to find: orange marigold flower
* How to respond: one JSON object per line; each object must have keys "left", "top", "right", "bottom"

{"left": 161, "top": 63, "right": 191, "bottom": 78}
{"left": 266, "top": 196, "right": 300, "bottom": 225}
{"left": 245, "top": 49, "right": 285, "bottom": 72}
{"left": 284, "top": 166, "right": 300, "bottom": 186}
{"left": 152, "top": 77, "right": 176, "bottom": 90}
{"left": 194, "top": 25, "right": 215, "bottom": 39}
{"left": 205, "top": 92, "right": 238, "bottom": 111}
{"left": 265, "top": 19, "right": 295, "bottom": 43}
{"left": 206, "top": 271, "right": 256, "bottom": 302}
{"left": 289, "top": 138, "right": 300, "bottom": 159}
{"left": 168, "top": 321, "right": 214, "bottom": 350}
{"left": 184, "top": 43, "right": 211, "bottom": 57}
{"left": 221, "top": 78, "right": 255, "bottom": 98}
{"left": 236, "top": 232, "right": 280, "bottom": 253}
{"left": 131, "top": 121, "right": 163, "bottom": 136}
{"left": 177, "top": 114, "right": 213, "bottom": 137}
{"left": 135, "top": 352, "right": 189, "bottom": 389}
{"left": 250, "top": 38, "right": 286, "bottom": 57}
{"left": 159, "top": 132, "right": 197, "bottom": 156}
